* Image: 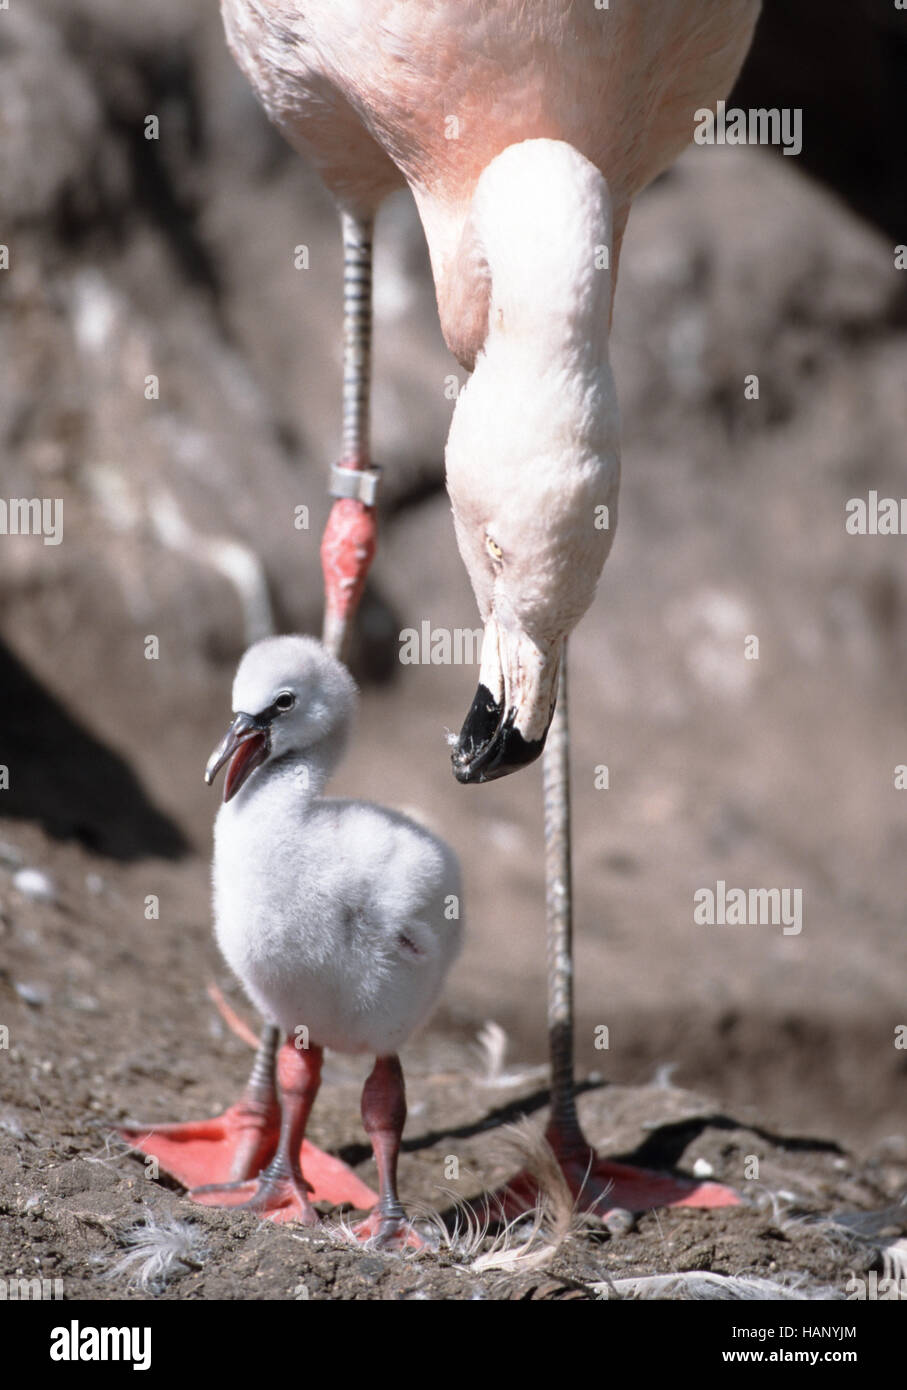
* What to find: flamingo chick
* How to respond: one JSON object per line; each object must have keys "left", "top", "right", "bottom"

{"left": 189, "top": 636, "right": 461, "bottom": 1242}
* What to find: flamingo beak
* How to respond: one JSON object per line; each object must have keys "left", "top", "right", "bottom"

{"left": 205, "top": 712, "right": 270, "bottom": 802}
{"left": 452, "top": 620, "right": 559, "bottom": 783}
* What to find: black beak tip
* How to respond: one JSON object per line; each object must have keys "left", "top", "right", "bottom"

{"left": 451, "top": 683, "right": 551, "bottom": 783}
{"left": 452, "top": 727, "right": 548, "bottom": 783}
{"left": 451, "top": 756, "right": 484, "bottom": 785}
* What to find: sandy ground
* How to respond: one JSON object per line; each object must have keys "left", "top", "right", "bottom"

{"left": 1, "top": 818, "right": 905, "bottom": 1302}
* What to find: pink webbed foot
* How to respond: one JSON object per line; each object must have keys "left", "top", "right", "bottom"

{"left": 119, "top": 1109, "right": 377, "bottom": 1213}
{"left": 189, "top": 1171, "right": 318, "bottom": 1225}
{"left": 298, "top": 1140, "right": 380, "bottom": 1210}
{"left": 497, "top": 1138, "right": 740, "bottom": 1222}
{"left": 117, "top": 1001, "right": 282, "bottom": 1190}
{"left": 117, "top": 1098, "right": 279, "bottom": 1191}
{"left": 118, "top": 1005, "right": 378, "bottom": 1212}
{"left": 180, "top": 1137, "right": 378, "bottom": 1222}
{"left": 350, "top": 1209, "right": 425, "bottom": 1250}
{"left": 144, "top": 1041, "right": 379, "bottom": 1223}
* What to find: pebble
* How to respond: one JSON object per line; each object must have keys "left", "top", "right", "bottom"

{"left": 15, "top": 981, "right": 49, "bottom": 1007}
{"left": 0, "top": 1112, "right": 25, "bottom": 1139}
{"left": 604, "top": 1207, "right": 636, "bottom": 1236}
{"left": 692, "top": 1157, "right": 715, "bottom": 1178}
{"left": 12, "top": 868, "right": 57, "bottom": 904}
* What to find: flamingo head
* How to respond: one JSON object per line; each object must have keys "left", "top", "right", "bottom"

{"left": 446, "top": 333, "right": 620, "bottom": 783}
{"left": 205, "top": 636, "right": 356, "bottom": 800}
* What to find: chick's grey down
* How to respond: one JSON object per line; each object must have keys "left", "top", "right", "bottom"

{"left": 212, "top": 636, "right": 463, "bottom": 1056}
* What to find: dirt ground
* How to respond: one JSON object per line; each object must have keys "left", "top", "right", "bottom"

{"left": 0, "top": 818, "right": 905, "bottom": 1301}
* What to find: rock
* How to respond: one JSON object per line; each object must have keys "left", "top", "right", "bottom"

{"left": 12, "top": 868, "right": 57, "bottom": 904}
{"left": 14, "top": 981, "right": 50, "bottom": 1008}
{"left": 0, "top": 1111, "right": 26, "bottom": 1140}
{"left": 604, "top": 1208, "right": 637, "bottom": 1237}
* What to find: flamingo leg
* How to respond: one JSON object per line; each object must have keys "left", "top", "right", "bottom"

{"left": 497, "top": 648, "right": 740, "bottom": 1219}
{"left": 351, "top": 1055, "right": 423, "bottom": 1249}
{"left": 321, "top": 208, "right": 381, "bottom": 663}
{"left": 188, "top": 1041, "right": 375, "bottom": 1223}
{"left": 189, "top": 1040, "right": 320, "bottom": 1221}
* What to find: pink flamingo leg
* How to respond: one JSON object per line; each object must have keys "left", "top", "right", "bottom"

{"left": 351, "top": 1055, "right": 424, "bottom": 1249}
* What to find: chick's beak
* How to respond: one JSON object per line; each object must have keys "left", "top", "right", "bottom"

{"left": 205, "top": 711, "right": 270, "bottom": 802}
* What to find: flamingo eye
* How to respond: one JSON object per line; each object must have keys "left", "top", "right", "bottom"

{"left": 486, "top": 535, "right": 503, "bottom": 563}
{"left": 275, "top": 692, "right": 295, "bottom": 712}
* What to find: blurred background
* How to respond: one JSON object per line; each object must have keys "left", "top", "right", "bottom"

{"left": 1, "top": 0, "right": 906, "bottom": 1150}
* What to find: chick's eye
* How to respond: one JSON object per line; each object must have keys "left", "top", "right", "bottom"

{"left": 485, "top": 534, "right": 503, "bottom": 563}
{"left": 275, "top": 692, "right": 295, "bottom": 712}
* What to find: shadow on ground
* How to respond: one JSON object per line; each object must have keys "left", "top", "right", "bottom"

{"left": 0, "top": 640, "right": 187, "bottom": 861}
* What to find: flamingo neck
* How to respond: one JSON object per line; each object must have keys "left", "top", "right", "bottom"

{"left": 226, "top": 743, "right": 339, "bottom": 813}
{"left": 433, "top": 139, "right": 615, "bottom": 373}
{"left": 478, "top": 140, "right": 613, "bottom": 366}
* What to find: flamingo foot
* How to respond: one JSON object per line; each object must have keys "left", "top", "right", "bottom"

{"left": 118, "top": 1105, "right": 378, "bottom": 1210}
{"left": 189, "top": 1171, "right": 319, "bottom": 1225}
{"left": 495, "top": 1131, "right": 740, "bottom": 1223}
{"left": 350, "top": 1210, "right": 425, "bottom": 1250}
{"left": 117, "top": 1099, "right": 278, "bottom": 1190}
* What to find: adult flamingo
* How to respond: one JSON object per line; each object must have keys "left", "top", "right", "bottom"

{"left": 123, "top": 1, "right": 761, "bottom": 1223}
